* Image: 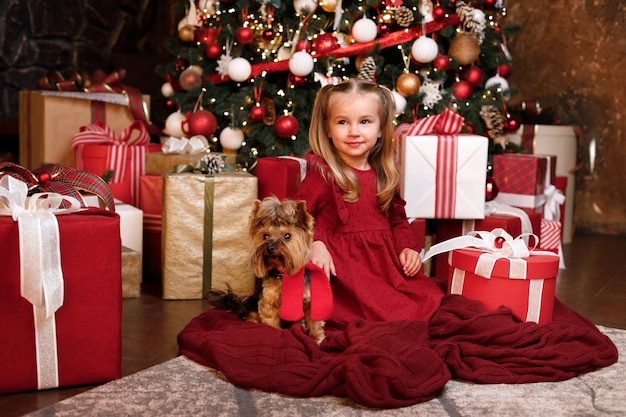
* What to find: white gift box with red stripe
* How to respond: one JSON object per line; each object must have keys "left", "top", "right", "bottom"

{"left": 398, "top": 110, "right": 488, "bottom": 219}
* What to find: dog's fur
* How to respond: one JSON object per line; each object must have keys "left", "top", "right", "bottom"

{"left": 206, "top": 196, "right": 326, "bottom": 343}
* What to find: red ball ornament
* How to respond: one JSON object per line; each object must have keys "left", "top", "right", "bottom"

{"left": 262, "top": 28, "right": 276, "bottom": 42}
{"left": 295, "top": 38, "right": 311, "bottom": 53}
{"left": 236, "top": 27, "right": 254, "bottom": 44}
{"left": 38, "top": 172, "right": 51, "bottom": 185}
{"left": 463, "top": 66, "right": 484, "bottom": 87}
{"left": 249, "top": 105, "right": 265, "bottom": 122}
{"left": 274, "top": 115, "right": 299, "bottom": 139}
{"left": 432, "top": 55, "right": 450, "bottom": 71}
{"left": 503, "top": 115, "right": 521, "bottom": 132}
{"left": 312, "top": 33, "right": 339, "bottom": 55}
{"left": 494, "top": 235, "right": 505, "bottom": 249}
{"left": 206, "top": 42, "right": 223, "bottom": 59}
{"left": 432, "top": 6, "right": 446, "bottom": 22}
{"left": 497, "top": 62, "right": 513, "bottom": 78}
{"left": 485, "top": 176, "right": 499, "bottom": 201}
{"left": 289, "top": 74, "right": 308, "bottom": 87}
{"left": 182, "top": 109, "right": 218, "bottom": 137}
{"left": 483, "top": 0, "right": 497, "bottom": 9}
{"left": 451, "top": 80, "right": 473, "bottom": 100}
{"left": 378, "top": 23, "right": 391, "bottom": 36}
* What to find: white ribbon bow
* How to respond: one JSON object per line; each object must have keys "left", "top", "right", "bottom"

{"left": 543, "top": 184, "right": 566, "bottom": 221}
{"left": 0, "top": 175, "right": 80, "bottom": 389}
{"left": 162, "top": 135, "right": 209, "bottom": 155}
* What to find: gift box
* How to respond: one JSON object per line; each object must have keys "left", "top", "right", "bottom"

{"left": 447, "top": 246, "right": 560, "bottom": 324}
{"left": 256, "top": 156, "right": 307, "bottom": 200}
{"left": 162, "top": 171, "right": 258, "bottom": 299}
{"left": 398, "top": 110, "right": 488, "bottom": 219}
{"left": 433, "top": 210, "right": 542, "bottom": 280}
{"left": 72, "top": 121, "right": 161, "bottom": 206}
{"left": 145, "top": 152, "right": 206, "bottom": 175}
{"left": 493, "top": 153, "right": 553, "bottom": 213}
{"left": 19, "top": 91, "right": 149, "bottom": 170}
{"left": 139, "top": 174, "right": 163, "bottom": 278}
{"left": 0, "top": 207, "right": 122, "bottom": 393}
{"left": 122, "top": 246, "right": 142, "bottom": 298}
{"left": 508, "top": 124, "right": 578, "bottom": 244}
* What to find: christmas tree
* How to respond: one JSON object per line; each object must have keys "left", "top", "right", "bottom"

{"left": 155, "top": 0, "right": 519, "bottom": 169}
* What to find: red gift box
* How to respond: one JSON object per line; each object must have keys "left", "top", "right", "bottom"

{"left": 493, "top": 154, "right": 554, "bottom": 213}
{"left": 0, "top": 208, "right": 122, "bottom": 393}
{"left": 256, "top": 156, "right": 306, "bottom": 200}
{"left": 448, "top": 247, "right": 560, "bottom": 324}
{"left": 433, "top": 211, "right": 542, "bottom": 280}
{"left": 72, "top": 121, "right": 161, "bottom": 205}
{"left": 139, "top": 174, "right": 163, "bottom": 277}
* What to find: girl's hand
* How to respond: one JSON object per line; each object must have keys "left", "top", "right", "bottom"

{"left": 399, "top": 248, "right": 422, "bottom": 277}
{"left": 310, "top": 240, "right": 336, "bottom": 278}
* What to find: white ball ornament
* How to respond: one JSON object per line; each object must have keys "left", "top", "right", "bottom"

{"left": 485, "top": 74, "right": 509, "bottom": 91}
{"left": 411, "top": 37, "right": 439, "bottom": 63}
{"left": 227, "top": 57, "right": 252, "bottom": 82}
{"left": 391, "top": 90, "right": 407, "bottom": 115}
{"left": 161, "top": 82, "right": 174, "bottom": 97}
{"left": 289, "top": 51, "right": 315, "bottom": 76}
{"left": 219, "top": 126, "right": 245, "bottom": 151}
{"left": 293, "top": 0, "right": 318, "bottom": 14}
{"left": 351, "top": 18, "right": 378, "bottom": 43}
{"left": 164, "top": 111, "right": 186, "bottom": 138}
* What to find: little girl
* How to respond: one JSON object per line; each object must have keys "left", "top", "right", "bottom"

{"left": 294, "top": 79, "right": 443, "bottom": 326}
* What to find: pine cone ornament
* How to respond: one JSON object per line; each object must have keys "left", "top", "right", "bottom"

{"left": 200, "top": 153, "right": 226, "bottom": 174}
{"left": 357, "top": 56, "right": 376, "bottom": 82}
{"left": 480, "top": 105, "right": 505, "bottom": 139}
{"left": 395, "top": 6, "right": 414, "bottom": 27}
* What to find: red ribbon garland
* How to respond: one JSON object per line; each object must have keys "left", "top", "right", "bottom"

{"left": 38, "top": 70, "right": 160, "bottom": 135}
{"left": 0, "top": 162, "right": 116, "bottom": 212}
{"left": 208, "top": 14, "right": 461, "bottom": 84}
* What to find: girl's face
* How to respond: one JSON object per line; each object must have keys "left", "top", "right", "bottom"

{"left": 325, "top": 92, "right": 382, "bottom": 170}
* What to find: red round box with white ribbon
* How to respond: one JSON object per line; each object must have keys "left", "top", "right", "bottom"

{"left": 447, "top": 248, "right": 560, "bottom": 325}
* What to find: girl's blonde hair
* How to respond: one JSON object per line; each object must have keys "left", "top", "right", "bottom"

{"left": 309, "top": 79, "right": 399, "bottom": 213}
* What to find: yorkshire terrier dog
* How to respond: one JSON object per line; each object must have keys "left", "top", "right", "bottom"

{"left": 206, "top": 196, "right": 333, "bottom": 344}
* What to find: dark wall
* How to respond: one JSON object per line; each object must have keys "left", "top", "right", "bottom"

{"left": 506, "top": 0, "right": 626, "bottom": 235}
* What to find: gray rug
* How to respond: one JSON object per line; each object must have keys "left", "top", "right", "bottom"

{"left": 28, "top": 326, "right": 625, "bottom": 416}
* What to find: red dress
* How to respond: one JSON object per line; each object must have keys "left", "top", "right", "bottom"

{"left": 294, "top": 155, "right": 443, "bottom": 325}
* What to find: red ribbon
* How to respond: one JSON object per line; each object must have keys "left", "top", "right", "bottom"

{"left": 399, "top": 109, "right": 465, "bottom": 218}
{"left": 71, "top": 120, "right": 150, "bottom": 207}
{"left": 280, "top": 261, "right": 333, "bottom": 322}
{"left": 38, "top": 70, "right": 160, "bottom": 135}
{"left": 208, "top": 14, "right": 460, "bottom": 84}
{"left": 0, "top": 162, "right": 116, "bottom": 212}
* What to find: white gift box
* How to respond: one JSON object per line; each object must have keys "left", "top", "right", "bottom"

{"left": 508, "top": 125, "right": 578, "bottom": 243}
{"left": 83, "top": 195, "right": 143, "bottom": 254}
{"left": 400, "top": 134, "right": 488, "bottom": 219}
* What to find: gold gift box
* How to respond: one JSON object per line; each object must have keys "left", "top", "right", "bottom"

{"left": 122, "top": 246, "right": 142, "bottom": 298}
{"left": 162, "top": 171, "right": 258, "bottom": 300}
{"left": 18, "top": 91, "right": 149, "bottom": 170}
{"left": 145, "top": 152, "right": 207, "bottom": 175}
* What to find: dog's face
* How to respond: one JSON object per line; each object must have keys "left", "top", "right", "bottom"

{"left": 249, "top": 197, "right": 314, "bottom": 278}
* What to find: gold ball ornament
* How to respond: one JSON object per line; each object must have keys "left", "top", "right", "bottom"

{"left": 178, "top": 25, "right": 195, "bottom": 42}
{"left": 396, "top": 72, "right": 421, "bottom": 97}
{"left": 321, "top": 0, "right": 338, "bottom": 12}
{"left": 448, "top": 33, "right": 481, "bottom": 66}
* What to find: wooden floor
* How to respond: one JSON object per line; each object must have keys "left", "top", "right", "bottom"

{"left": 1, "top": 232, "right": 625, "bottom": 416}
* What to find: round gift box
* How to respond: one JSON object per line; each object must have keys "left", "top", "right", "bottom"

{"left": 448, "top": 248, "right": 560, "bottom": 324}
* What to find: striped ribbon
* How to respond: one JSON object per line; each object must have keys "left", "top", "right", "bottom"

{"left": 71, "top": 120, "right": 150, "bottom": 207}
{"left": 0, "top": 162, "right": 116, "bottom": 212}
{"left": 402, "top": 109, "right": 465, "bottom": 218}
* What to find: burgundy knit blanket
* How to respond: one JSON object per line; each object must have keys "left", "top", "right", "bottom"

{"left": 178, "top": 295, "right": 618, "bottom": 409}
